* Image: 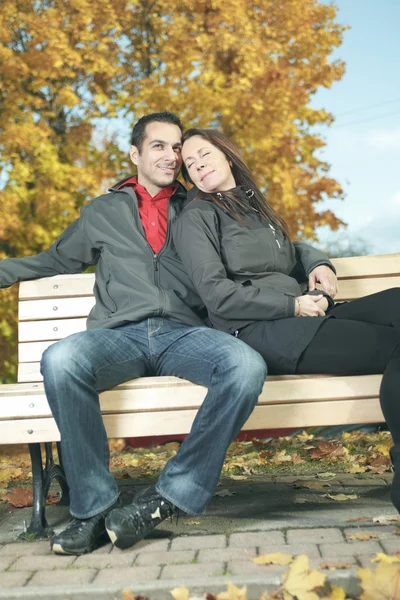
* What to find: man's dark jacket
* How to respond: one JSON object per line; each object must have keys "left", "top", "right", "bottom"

{"left": 0, "top": 178, "right": 207, "bottom": 329}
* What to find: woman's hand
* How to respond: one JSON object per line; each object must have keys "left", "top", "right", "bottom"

{"left": 308, "top": 265, "right": 338, "bottom": 298}
{"left": 295, "top": 294, "right": 326, "bottom": 317}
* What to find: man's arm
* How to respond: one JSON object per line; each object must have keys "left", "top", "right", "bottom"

{"left": 0, "top": 208, "right": 99, "bottom": 288}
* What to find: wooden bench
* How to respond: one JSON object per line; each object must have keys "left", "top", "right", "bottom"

{"left": 1, "top": 252, "right": 399, "bottom": 537}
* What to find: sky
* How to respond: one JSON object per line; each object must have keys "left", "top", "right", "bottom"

{"left": 312, "top": 0, "right": 400, "bottom": 255}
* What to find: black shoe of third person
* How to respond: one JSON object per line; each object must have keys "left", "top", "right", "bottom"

{"left": 51, "top": 499, "right": 120, "bottom": 555}
{"left": 105, "top": 486, "right": 177, "bottom": 550}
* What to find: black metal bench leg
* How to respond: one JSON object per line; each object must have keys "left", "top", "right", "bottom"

{"left": 19, "top": 443, "right": 53, "bottom": 539}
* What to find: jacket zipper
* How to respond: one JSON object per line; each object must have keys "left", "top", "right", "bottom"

{"left": 269, "top": 223, "right": 281, "bottom": 248}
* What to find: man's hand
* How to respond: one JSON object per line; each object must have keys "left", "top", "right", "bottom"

{"left": 295, "top": 294, "right": 326, "bottom": 317}
{"left": 308, "top": 265, "right": 338, "bottom": 298}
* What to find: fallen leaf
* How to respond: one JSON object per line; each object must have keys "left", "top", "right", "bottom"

{"left": 170, "top": 585, "right": 190, "bottom": 600}
{"left": 348, "top": 533, "right": 378, "bottom": 541}
{"left": 229, "top": 475, "right": 248, "bottom": 481}
{"left": 296, "top": 431, "right": 314, "bottom": 442}
{"left": 121, "top": 590, "right": 136, "bottom": 600}
{"left": 319, "top": 561, "right": 353, "bottom": 571}
{"left": 320, "top": 586, "right": 347, "bottom": 599}
{"left": 322, "top": 494, "right": 359, "bottom": 502}
{"left": 358, "top": 561, "right": 400, "bottom": 599}
{"left": 373, "top": 514, "right": 400, "bottom": 525}
{"left": 371, "top": 553, "right": 400, "bottom": 564}
{"left": 183, "top": 520, "right": 201, "bottom": 526}
{"left": 109, "top": 438, "right": 127, "bottom": 452}
{"left": 309, "top": 441, "right": 345, "bottom": 460}
{"left": 0, "top": 467, "right": 23, "bottom": 482}
{"left": 291, "top": 453, "right": 306, "bottom": 464}
{"left": 292, "top": 480, "right": 330, "bottom": 490}
{"left": 271, "top": 450, "right": 292, "bottom": 464}
{"left": 317, "top": 472, "right": 337, "bottom": 479}
{"left": 346, "top": 463, "right": 367, "bottom": 474}
{"left": 253, "top": 552, "right": 293, "bottom": 566}
{"left": 216, "top": 582, "right": 247, "bottom": 600}
{"left": 3, "top": 487, "right": 59, "bottom": 508}
{"left": 283, "top": 554, "right": 326, "bottom": 600}
{"left": 347, "top": 517, "right": 371, "bottom": 523}
{"left": 214, "top": 489, "right": 236, "bottom": 498}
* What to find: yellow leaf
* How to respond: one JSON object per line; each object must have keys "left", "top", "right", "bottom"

{"left": 216, "top": 581, "right": 247, "bottom": 600}
{"left": 320, "top": 586, "right": 347, "bottom": 599}
{"left": 358, "top": 562, "right": 400, "bottom": 600}
{"left": 371, "top": 553, "right": 400, "bottom": 564}
{"left": 253, "top": 552, "right": 293, "bottom": 565}
{"left": 283, "top": 555, "right": 326, "bottom": 600}
{"left": 170, "top": 585, "right": 190, "bottom": 600}
{"left": 322, "top": 494, "right": 359, "bottom": 502}
{"left": 348, "top": 533, "right": 378, "bottom": 541}
{"left": 121, "top": 590, "right": 135, "bottom": 600}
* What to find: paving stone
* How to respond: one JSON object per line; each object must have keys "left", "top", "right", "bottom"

{"left": 197, "top": 547, "right": 257, "bottom": 563}
{"left": 258, "top": 543, "right": 321, "bottom": 558}
{"left": 344, "top": 526, "right": 398, "bottom": 540}
{"left": 228, "top": 560, "right": 287, "bottom": 576}
{"left": 9, "top": 554, "right": 76, "bottom": 571}
{"left": 112, "top": 538, "right": 169, "bottom": 554}
{"left": 286, "top": 528, "right": 343, "bottom": 544}
{"left": 136, "top": 550, "right": 195, "bottom": 566}
{"left": 28, "top": 568, "right": 97, "bottom": 586}
{"left": 357, "top": 555, "right": 380, "bottom": 567}
{"left": 94, "top": 566, "right": 161, "bottom": 584}
{"left": 73, "top": 552, "right": 135, "bottom": 569}
{"left": 229, "top": 531, "right": 285, "bottom": 547}
{"left": 319, "top": 541, "right": 382, "bottom": 558}
{"left": 0, "top": 571, "right": 32, "bottom": 588}
{"left": 0, "top": 540, "right": 51, "bottom": 556}
{"left": 311, "top": 556, "right": 358, "bottom": 570}
{"left": 0, "top": 556, "right": 16, "bottom": 570}
{"left": 161, "top": 562, "right": 224, "bottom": 579}
{"left": 171, "top": 534, "right": 226, "bottom": 550}
{"left": 380, "top": 539, "right": 400, "bottom": 554}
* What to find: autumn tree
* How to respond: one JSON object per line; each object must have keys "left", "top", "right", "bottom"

{"left": 0, "top": 0, "right": 346, "bottom": 380}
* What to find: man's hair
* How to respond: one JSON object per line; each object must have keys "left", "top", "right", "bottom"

{"left": 131, "top": 111, "right": 184, "bottom": 153}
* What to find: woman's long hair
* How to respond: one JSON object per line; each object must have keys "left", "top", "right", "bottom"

{"left": 182, "top": 128, "right": 289, "bottom": 237}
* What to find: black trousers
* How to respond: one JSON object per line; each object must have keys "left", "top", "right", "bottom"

{"left": 296, "top": 288, "right": 400, "bottom": 443}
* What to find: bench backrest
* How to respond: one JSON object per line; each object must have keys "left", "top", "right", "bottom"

{"left": 17, "top": 253, "right": 400, "bottom": 383}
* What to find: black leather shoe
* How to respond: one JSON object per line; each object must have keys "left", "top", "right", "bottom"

{"left": 51, "top": 500, "right": 119, "bottom": 555}
{"left": 105, "top": 486, "right": 176, "bottom": 550}
{"left": 390, "top": 445, "right": 400, "bottom": 513}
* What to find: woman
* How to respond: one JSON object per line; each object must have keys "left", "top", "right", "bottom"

{"left": 173, "top": 127, "right": 400, "bottom": 513}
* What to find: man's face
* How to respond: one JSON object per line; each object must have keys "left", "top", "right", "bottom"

{"left": 130, "top": 122, "right": 183, "bottom": 196}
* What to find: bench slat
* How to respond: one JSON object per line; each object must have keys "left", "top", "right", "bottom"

{"left": 0, "top": 397, "right": 384, "bottom": 444}
{"left": 332, "top": 253, "right": 400, "bottom": 278}
{"left": 18, "top": 297, "right": 95, "bottom": 321}
{"left": 334, "top": 276, "right": 400, "bottom": 301}
{"left": 2, "top": 374, "right": 382, "bottom": 419}
{"left": 18, "top": 318, "right": 87, "bottom": 342}
{"left": 19, "top": 274, "right": 95, "bottom": 299}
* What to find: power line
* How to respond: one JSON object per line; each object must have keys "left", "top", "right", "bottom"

{"left": 336, "top": 98, "right": 400, "bottom": 118}
{"left": 332, "top": 108, "right": 400, "bottom": 129}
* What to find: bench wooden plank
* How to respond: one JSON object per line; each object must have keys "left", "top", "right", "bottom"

{"left": 18, "top": 274, "right": 95, "bottom": 299}
{"left": 1, "top": 375, "right": 382, "bottom": 419}
{"left": 18, "top": 318, "right": 87, "bottom": 342}
{"left": 332, "top": 253, "right": 400, "bottom": 278}
{"left": 334, "top": 276, "right": 400, "bottom": 301}
{"left": 0, "top": 398, "right": 384, "bottom": 444}
{"left": 18, "top": 297, "right": 95, "bottom": 321}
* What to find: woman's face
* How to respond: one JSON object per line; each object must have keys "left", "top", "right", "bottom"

{"left": 182, "top": 135, "right": 236, "bottom": 193}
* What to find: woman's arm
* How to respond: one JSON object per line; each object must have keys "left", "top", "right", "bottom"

{"left": 173, "top": 208, "right": 300, "bottom": 321}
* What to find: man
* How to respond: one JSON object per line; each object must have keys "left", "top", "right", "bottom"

{"left": 0, "top": 112, "right": 268, "bottom": 555}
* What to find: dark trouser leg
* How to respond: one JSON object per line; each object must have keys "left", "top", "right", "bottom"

{"left": 329, "top": 288, "right": 400, "bottom": 336}
{"left": 296, "top": 319, "right": 400, "bottom": 444}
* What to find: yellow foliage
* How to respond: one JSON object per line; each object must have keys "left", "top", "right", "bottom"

{"left": 253, "top": 552, "right": 293, "bottom": 566}
{"left": 358, "top": 562, "right": 400, "bottom": 600}
{"left": 0, "top": 0, "right": 347, "bottom": 379}
{"left": 282, "top": 554, "right": 326, "bottom": 600}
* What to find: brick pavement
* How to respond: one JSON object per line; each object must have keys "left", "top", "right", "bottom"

{"left": 0, "top": 473, "right": 398, "bottom": 598}
{"left": 0, "top": 523, "right": 399, "bottom": 596}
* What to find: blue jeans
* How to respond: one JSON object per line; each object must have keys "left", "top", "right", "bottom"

{"left": 40, "top": 319, "right": 267, "bottom": 518}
